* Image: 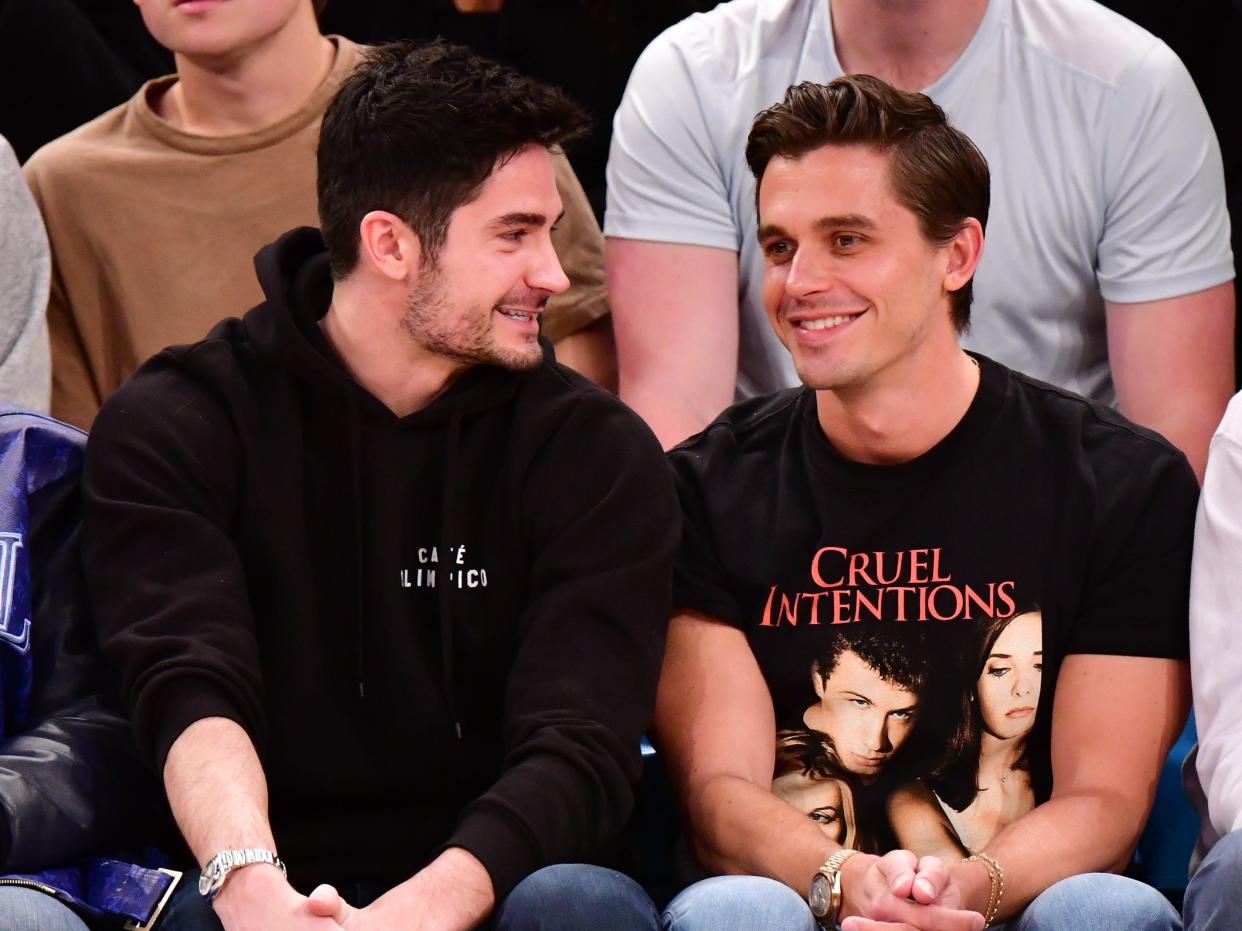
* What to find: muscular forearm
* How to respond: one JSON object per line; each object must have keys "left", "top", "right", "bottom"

{"left": 163, "top": 716, "right": 276, "bottom": 863}
{"left": 958, "top": 787, "right": 1151, "bottom": 921}
{"left": 689, "top": 774, "right": 838, "bottom": 894}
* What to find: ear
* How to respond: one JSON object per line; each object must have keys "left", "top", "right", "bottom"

{"left": 357, "top": 211, "right": 423, "bottom": 282}
{"left": 810, "top": 663, "right": 826, "bottom": 700}
{"left": 943, "top": 217, "right": 984, "bottom": 296}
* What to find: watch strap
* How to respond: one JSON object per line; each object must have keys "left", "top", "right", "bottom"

{"left": 812, "top": 848, "right": 858, "bottom": 929}
{"left": 198, "top": 848, "right": 286, "bottom": 901}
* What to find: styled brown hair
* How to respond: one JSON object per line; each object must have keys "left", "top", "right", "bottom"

{"left": 745, "top": 75, "right": 990, "bottom": 331}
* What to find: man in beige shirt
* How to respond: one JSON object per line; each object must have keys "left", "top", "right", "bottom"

{"left": 24, "top": 0, "right": 612, "bottom": 430}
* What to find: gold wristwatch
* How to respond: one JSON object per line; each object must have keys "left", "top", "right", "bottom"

{"left": 808, "top": 848, "right": 858, "bottom": 929}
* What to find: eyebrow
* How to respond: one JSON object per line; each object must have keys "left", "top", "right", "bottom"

{"left": 488, "top": 210, "right": 565, "bottom": 229}
{"left": 814, "top": 214, "right": 876, "bottom": 232}
{"left": 988, "top": 651, "right": 1045, "bottom": 659}
{"left": 757, "top": 214, "right": 877, "bottom": 240}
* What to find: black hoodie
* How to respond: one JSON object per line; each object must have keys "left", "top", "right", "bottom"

{"left": 81, "top": 228, "right": 679, "bottom": 897}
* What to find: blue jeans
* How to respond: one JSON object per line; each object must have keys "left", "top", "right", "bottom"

{"left": 0, "top": 887, "right": 92, "bottom": 931}
{"left": 159, "top": 864, "right": 660, "bottom": 931}
{"left": 665, "top": 872, "right": 1181, "bottom": 931}
{"left": 1183, "top": 829, "right": 1242, "bottom": 931}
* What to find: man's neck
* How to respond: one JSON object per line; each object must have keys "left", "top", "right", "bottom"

{"left": 829, "top": 0, "right": 989, "bottom": 91}
{"left": 160, "top": 10, "right": 335, "bottom": 136}
{"left": 321, "top": 284, "right": 468, "bottom": 419}
{"left": 815, "top": 338, "right": 980, "bottom": 465}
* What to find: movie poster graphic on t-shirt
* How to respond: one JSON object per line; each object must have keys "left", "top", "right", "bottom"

{"left": 763, "top": 546, "right": 1044, "bottom": 858}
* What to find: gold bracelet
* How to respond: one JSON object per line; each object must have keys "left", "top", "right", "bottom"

{"left": 964, "top": 852, "right": 1006, "bottom": 926}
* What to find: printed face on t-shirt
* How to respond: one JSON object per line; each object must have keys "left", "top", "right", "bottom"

{"left": 755, "top": 143, "right": 964, "bottom": 392}
{"left": 772, "top": 771, "right": 849, "bottom": 843}
{"left": 978, "top": 611, "right": 1043, "bottom": 741}
{"left": 802, "top": 649, "right": 919, "bottom": 776}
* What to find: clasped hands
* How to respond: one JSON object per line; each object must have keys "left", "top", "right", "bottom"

{"left": 213, "top": 848, "right": 493, "bottom": 931}
{"left": 839, "top": 850, "right": 989, "bottom": 931}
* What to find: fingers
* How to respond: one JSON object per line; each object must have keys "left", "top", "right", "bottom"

{"left": 876, "top": 849, "right": 920, "bottom": 900}
{"left": 866, "top": 896, "right": 985, "bottom": 931}
{"left": 307, "top": 883, "right": 352, "bottom": 923}
{"left": 911, "top": 856, "right": 951, "bottom": 904}
{"left": 842, "top": 919, "right": 918, "bottom": 931}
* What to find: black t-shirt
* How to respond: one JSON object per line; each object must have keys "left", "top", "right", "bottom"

{"left": 669, "top": 355, "right": 1198, "bottom": 858}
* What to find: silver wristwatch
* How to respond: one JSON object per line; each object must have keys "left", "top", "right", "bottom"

{"left": 198, "top": 848, "right": 287, "bottom": 901}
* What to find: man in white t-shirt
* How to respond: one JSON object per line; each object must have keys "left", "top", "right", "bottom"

{"left": 606, "top": 0, "right": 1235, "bottom": 480}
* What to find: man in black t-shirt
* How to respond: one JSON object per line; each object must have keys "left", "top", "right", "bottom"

{"left": 652, "top": 74, "right": 1196, "bottom": 931}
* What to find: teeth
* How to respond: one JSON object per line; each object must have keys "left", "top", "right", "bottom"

{"left": 800, "top": 315, "right": 853, "bottom": 331}
{"left": 501, "top": 310, "right": 531, "bottom": 320}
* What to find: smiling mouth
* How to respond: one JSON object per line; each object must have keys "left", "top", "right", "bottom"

{"left": 497, "top": 307, "right": 541, "bottom": 322}
{"left": 796, "top": 314, "right": 858, "bottom": 331}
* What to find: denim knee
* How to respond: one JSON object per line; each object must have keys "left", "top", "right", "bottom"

{"left": 1184, "top": 829, "right": 1242, "bottom": 931}
{"left": 493, "top": 863, "right": 660, "bottom": 931}
{"left": 663, "top": 875, "right": 817, "bottom": 931}
{"left": 0, "top": 887, "right": 92, "bottom": 931}
{"left": 1011, "top": 872, "right": 1179, "bottom": 931}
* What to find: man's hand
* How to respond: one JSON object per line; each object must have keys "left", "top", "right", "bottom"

{"left": 309, "top": 848, "right": 495, "bottom": 931}
{"left": 212, "top": 864, "right": 341, "bottom": 931}
{"left": 838, "top": 852, "right": 984, "bottom": 931}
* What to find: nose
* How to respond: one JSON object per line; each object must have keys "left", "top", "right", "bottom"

{"left": 527, "top": 234, "right": 570, "bottom": 296}
{"left": 784, "top": 245, "right": 832, "bottom": 301}
{"left": 1012, "top": 670, "right": 1034, "bottom": 698}
{"left": 864, "top": 712, "right": 892, "bottom": 754}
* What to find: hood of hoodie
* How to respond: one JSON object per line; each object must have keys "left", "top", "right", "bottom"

{"left": 245, "top": 226, "right": 526, "bottom": 427}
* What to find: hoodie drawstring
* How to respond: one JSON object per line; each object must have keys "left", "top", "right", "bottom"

{"left": 438, "top": 410, "right": 464, "bottom": 739}
{"left": 346, "top": 393, "right": 367, "bottom": 699}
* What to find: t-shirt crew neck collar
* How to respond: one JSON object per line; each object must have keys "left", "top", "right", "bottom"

{"left": 802, "top": 351, "right": 1008, "bottom": 482}
{"left": 817, "top": 0, "right": 1007, "bottom": 99}
{"left": 132, "top": 36, "right": 356, "bottom": 156}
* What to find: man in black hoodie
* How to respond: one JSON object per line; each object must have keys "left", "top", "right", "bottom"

{"left": 81, "top": 41, "right": 678, "bottom": 931}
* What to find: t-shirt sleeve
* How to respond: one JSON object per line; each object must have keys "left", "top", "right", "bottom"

{"left": 669, "top": 440, "right": 746, "bottom": 626}
{"left": 1065, "top": 434, "right": 1199, "bottom": 658}
{"left": 604, "top": 27, "right": 740, "bottom": 251}
{"left": 1096, "top": 40, "right": 1234, "bottom": 303}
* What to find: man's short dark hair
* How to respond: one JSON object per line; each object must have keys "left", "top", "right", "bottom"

{"left": 812, "top": 626, "right": 929, "bottom": 696}
{"left": 745, "top": 75, "right": 990, "bottom": 332}
{"left": 317, "top": 41, "right": 589, "bottom": 279}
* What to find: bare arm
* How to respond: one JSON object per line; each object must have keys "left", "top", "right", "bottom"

{"left": 655, "top": 613, "right": 982, "bottom": 930}
{"left": 1106, "top": 282, "right": 1235, "bottom": 483}
{"left": 949, "top": 654, "right": 1189, "bottom": 921}
{"left": 164, "top": 717, "right": 338, "bottom": 930}
{"left": 608, "top": 239, "right": 739, "bottom": 449}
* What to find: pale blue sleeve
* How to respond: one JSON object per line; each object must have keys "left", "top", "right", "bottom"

{"left": 604, "top": 27, "right": 741, "bottom": 251}
{"left": 0, "top": 136, "right": 50, "bottom": 413}
{"left": 1096, "top": 41, "right": 1234, "bottom": 303}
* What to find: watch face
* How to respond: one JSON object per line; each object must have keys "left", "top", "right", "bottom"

{"left": 809, "top": 874, "right": 831, "bottom": 918}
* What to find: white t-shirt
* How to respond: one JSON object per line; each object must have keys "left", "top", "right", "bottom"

{"left": 1190, "top": 391, "right": 1242, "bottom": 849}
{"left": 606, "top": 0, "right": 1233, "bottom": 403}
